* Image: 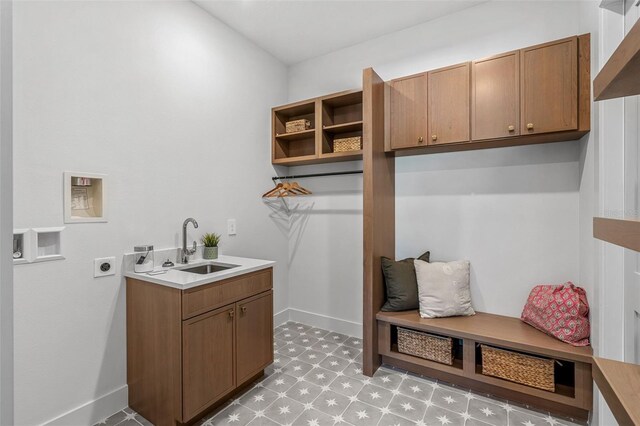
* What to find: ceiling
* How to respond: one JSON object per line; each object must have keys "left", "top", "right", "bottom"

{"left": 193, "top": 1, "right": 486, "bottom": 65}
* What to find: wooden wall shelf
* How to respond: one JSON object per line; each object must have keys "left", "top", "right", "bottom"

{"left": 593, "top": 217, "right": 640, "bottom": 252}
{"left": 594, "top": 18, "right": 640, "bottom": 101}
{"left": 593, "top": 357, "right": 640, "bottom": 425}
{"left": 272, "top": 90, "right": 363, "bottom": 165}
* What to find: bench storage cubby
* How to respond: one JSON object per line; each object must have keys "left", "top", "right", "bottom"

{"left": 377, "top": 310, "right": 593, "bottom": 421}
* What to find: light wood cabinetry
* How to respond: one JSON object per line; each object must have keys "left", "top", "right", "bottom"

{"left": 272, "top": 90, "right": 363, "bottom": 165}
{"left": 127, "top": 268, "right": 274, "bottom": 426}
{"left": 472, "top": 51, "right": 520, "bottom": 141}
{"left": 382, "top": 34, "right": 590, "bottom": 156}
{"left": 428, "top": 63, "right": 471, "bottom": 145}
{"left": 182, "top": 306, "right": 235, "bottom": 420}
{"left": 389, "top": 73, "right": 427, "bottom": 149}
{"left": 236, "top": 292, "right": 274, "bottom": 383}
{"left": 376, "top": 311, "right": 593, "bottom": 421}
{"left": 521, "top": 36, "right": 578, "bottom": 135}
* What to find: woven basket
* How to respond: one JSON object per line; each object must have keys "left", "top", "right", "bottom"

{"left": 333, "top": 136, "right": 362, "bottom": 152}
{"left": 481, "top": 345, "right": 555, "bottom": 392}
{"left": 286, "top": 119, "right": 311, "bottom": 133}
{"left": 397, "top": 327, "right": 454, "bottom": 365}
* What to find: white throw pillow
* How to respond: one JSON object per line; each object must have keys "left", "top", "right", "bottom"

{"left": 414, "top": 259, "right": 475, "bottom": 319}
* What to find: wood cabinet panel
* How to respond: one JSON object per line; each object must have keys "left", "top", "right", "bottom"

{"left": 389, "top": 73, "right": 427, "bottom": 149}
{"left": 127, "top": 279, "right": 182, "bottom": 426}
{"left": 428, "top": 63, "right": 471, "bottom": 145}
{"left": 472, "top": 52, "right": 519, "bottom": 141}
{"left": 182, "top": 268, "right": 272, "bottom": 319}
{"left": 183, "top": 305, "right": 236, "bottom": 420}
{"left": 236, "top": 291, "right": 274, "bottom": 383}
{"left": 521, "top": 37, "right": 578, "bottom": 134}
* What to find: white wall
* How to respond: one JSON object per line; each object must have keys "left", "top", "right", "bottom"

{"left": 12, "top": 2, "right": 288, "bottom": 424}
{"left": 0, "top": 1, "right": 14, "bottom": 424}
{"left": 287, "top": 1, "right": 589, "bottom": 332}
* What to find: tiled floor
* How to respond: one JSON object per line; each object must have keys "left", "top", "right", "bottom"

{"left": 96, "top": 321, "right": 585, "bottom": 426}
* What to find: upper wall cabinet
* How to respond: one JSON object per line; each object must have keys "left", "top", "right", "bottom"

{"left": 472, "top": 51, "right": 519, "bottom": 141}
{"left": 386, "top": 34, "right": 590, "bottom": 156}
{"left": 428, "top": 63, "right": 471, "bottom": 145}
{"left": 389, "top": 73, "right": 428, "bottom": 150}
{"left": 521, "top": 36, "right": 578, "bottom": 135}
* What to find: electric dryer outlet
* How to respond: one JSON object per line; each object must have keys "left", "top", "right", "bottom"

{"left": 94, "top": 257, "right": 116, "bottom": 277}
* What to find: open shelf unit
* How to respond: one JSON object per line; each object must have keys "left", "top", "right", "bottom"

{"left": 592, "top": 356, "right": 640, "bottom": 425}
{"left": 594, "top": 18, "right": 640, "bottom": 101}
{"left": 272, "top": 90, "right": 363, "bottom": 165}
{"left": 376, "top": 310, "right": 593, "bottom": 421}
{"left": 593, "top": 217, "right": 640, "bottom": 252}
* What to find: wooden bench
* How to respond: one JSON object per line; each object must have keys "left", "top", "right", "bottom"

{"left": 376, "top": 310, "right": 593, "bottom": 421}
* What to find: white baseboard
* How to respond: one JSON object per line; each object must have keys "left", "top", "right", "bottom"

{"left": 286, "top": 308, "right": 362, "bottom": 338}
{"left": 43, "top": 385, "right": 127, "bottom": 426}
{"left": 273, "top": 308, "right": 290, "bottom": 327}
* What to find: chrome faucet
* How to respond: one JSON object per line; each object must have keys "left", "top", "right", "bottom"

{"left": 181, "top": 217, "right": 199, "bottom": 264}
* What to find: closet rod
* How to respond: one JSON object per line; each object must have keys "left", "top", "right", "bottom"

{"left": 271, "top": 170, "right": 363, "bottom": 182}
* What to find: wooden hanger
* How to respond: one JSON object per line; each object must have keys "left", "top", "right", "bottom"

{"left": 262, "top": 181, "right": 312, "bottom": 198}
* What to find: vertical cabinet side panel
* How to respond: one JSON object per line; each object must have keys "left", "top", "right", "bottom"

{"left": 363, "top": 67, "right": 395, "bottom": 376}
{"left": 126, "top": 279, "right": 183, "bottom": 426}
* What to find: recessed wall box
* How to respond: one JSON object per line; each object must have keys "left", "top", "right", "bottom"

{"left": 64, "top": 172, "right": 107, "bottom": 223}
{"left": 32, "top": 227, "right": 65, "bottom": 262}
{"left": 13, "top": 229, "right": 31, "bottom": 264}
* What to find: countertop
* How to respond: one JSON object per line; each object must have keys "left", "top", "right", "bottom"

{"left": 123, "top": 255, "right": 275, "bottom": 290}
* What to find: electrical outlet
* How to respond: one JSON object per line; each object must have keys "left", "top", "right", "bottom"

{"left": 94, "top": 257, "right": 116, "bottom": 277}
{"left": 227, "top": 219, "right": 237, "bottom": 236}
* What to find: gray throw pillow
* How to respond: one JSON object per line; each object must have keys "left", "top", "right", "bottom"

{"left": 381, "top": 251, "right": 430, "bottom": 312}
{"left": 415, "top": 259, "right": 475, "bottom": 318}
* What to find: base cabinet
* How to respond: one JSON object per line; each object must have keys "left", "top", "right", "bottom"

{"left": 182, "top": 305, "right": 236, "bottom": 421}
{"left": 127, "top": 268, "right": 274, "bottom": 426}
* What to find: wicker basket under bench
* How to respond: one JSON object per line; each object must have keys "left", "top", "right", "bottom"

{"left": 376, "top": 310, "right": 593, "bottom": 422}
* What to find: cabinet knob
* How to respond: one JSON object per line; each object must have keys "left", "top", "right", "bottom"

{"left": 431, "top": 135, "right": 437, "bottom": 141}
{"left": 418, "top": 136, "right": 424, "bottom": 143}
{"left": 229, "top": 309, "right": 235, "bottom": 318}
{"left": 241, "top": 306, "right": 247, "bottom": 314}
{"left": 508, "top": 125, "right": 515, "bottom": 132}
{"left": 526, "top": 123, "right": 534, "bottom": 130}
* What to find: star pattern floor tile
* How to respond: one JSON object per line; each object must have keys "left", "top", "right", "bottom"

{"left": 95, "top": 321, "right": 587, "bottom": 426}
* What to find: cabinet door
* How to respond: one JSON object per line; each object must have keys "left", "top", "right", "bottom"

{"left": 521, "top": 36, "right": 577, "bottom": 134}
{"left": 236, "top": 291, "right": 273, "bottom": 384}
{"left": 428, "top": 63, "right": 471, "bottom": 145}
{"left": 182, "top": 305, "right": 235, "bottom": 421}
{"left": 389, "top": 73, "right": 427, "bottom": 149}
{"left": 472, "top": 51, "right": 520, "bottom": 141}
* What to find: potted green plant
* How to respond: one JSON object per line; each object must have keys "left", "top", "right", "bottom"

{"left": 201, "top": 232, "right": 221, "bottom": 260}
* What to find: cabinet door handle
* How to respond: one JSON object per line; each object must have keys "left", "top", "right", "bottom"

{"left": 508, "top": 125, "right": 515, "bottom": 132}
{"left": 418, "top": 136, "right": 424, "bottom": 143}
{"left": 241, "top": 306, "right": 247, "bottom": 314}
{"left": 229, "top": 309, "right": 235, "bottom": 318}
{"left": 526, "top": 123, "right": 534, "bottom": 130}
{"left": 431, "top": 135, "right": 438, "bottom": 141}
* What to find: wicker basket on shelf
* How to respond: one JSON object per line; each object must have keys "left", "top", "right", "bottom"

{"left": 481, "top": 345, "right": 555, "bottom": 391}
{"left": 285, "top": 119, "right": 311, "bottom": 133}
{"left": 333, "top": 136, "right": 362, "bottom": 152}
{"left": 397, "top": 327, "right": 454, "bottom": 365}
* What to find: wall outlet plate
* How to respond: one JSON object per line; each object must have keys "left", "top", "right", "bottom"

{"left": 94, "top": 257, "right": 116, "bottom": 277}
{"left": 227, "top": 219, "right": 237, "bottom": 236}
